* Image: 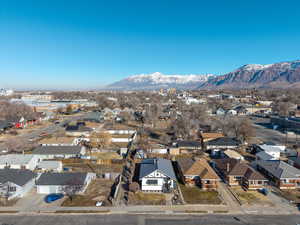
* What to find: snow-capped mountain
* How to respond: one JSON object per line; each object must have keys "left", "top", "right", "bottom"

{"left": 106, "top": 72, "right": 216, "bottom": 90}
{"left": 105, "top": 60, "right": 300, "bottom": 90}
{"left": 200, "top": 60, "right": 300, "bottom": 89}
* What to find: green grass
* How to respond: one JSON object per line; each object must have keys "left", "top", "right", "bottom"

{"left": 179, "top": 184, "right": 221, "bottom": 204}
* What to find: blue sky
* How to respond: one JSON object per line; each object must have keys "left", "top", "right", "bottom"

{"left": 0, "top": 0, "right": 300, "bottom": 89}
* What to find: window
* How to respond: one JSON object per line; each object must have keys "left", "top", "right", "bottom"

{"left": 258, "top": 181, "right": 262, "bottom": 185}
{"left": 146, "top": 179, "right": 158, "bottom": 185}
{"left": 8, "top": 186, "right": 16, "bottom": 192}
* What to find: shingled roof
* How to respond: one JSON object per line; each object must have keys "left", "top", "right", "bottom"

{"left": 177, "top": 158, "right": 219, "bottom": 180}
{"left": 32, "top": 146, "right": 83, "bottom": 155}
{"left": 139, "top": 158, "right": 176, "bottom": 180}
{"left": 0, "top": 169, "right": 36, "bottom": 186}
{"left": 213, "top": 158, "right": 265, "bottom": 180}
{"left": 36, "top": 172, "right": 88, "bottom": 185}
{"left": 256, "top": 160, "right": 300, "bottom": 179}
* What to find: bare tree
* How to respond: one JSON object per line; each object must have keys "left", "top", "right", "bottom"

{"left": 90, "top": 132, "right": 112, "bottom": 149}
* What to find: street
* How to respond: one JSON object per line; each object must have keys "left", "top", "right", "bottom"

{"left": 251, "top": 117, "right": 296, "bottom": 145}
{"left": 0, "top": 214, "right": 299, "bottom": 225}
{"left": 0, "top": 113, "right": 87, "bottom": 151}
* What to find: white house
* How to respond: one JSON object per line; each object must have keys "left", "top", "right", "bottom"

{"left": 0, "top": 169, "right": 36, "bottom": 200}
{"left": 36, "top": 172, "right": 96, "bottom": 194}
{"left": 0, "top": 154, "right": 40, "bottom": 170}
{"left": 139, "top": 158, "right": 177, "bottom": 192}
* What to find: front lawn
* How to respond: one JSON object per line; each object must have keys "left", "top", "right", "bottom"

{"left": 179, "top": 184, "right": 221, "bottom": 204}
{"left": 232, "top": 187, "right": 273, "bottom": 206}
{"left": 128, "top": 192, "right": 166, "bottom": 205}
{"left": 280, "top": 189, "right": 300, "bottom": 203}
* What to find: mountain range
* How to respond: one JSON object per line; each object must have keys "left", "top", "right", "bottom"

{"left": 106, "top": 60, "right": 300, "bottom": 90}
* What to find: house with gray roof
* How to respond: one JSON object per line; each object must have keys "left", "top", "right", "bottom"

{"left": 0, "top": 169, "right": 36, "bottom": 200}
{"left": 36, "top": 160, "right": 63, "bottom": 172}
{"left": 32, "top": 146, "right": 86, "bottom": 159}
{"left": 36, "top": 172, "right": 96, "bottom": 194}
{"left": 256, "top": 160, "right": 300, "bottom": 189}
{"left": 0, "top": 154, "right": 39, "bottom": 170}
{"left": 139, "top": 158, "right": 176, "bottom": 192}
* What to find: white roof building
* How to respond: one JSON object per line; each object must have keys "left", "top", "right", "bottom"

{"left": 0, "top": 154, "right": 39, "bottom": 170}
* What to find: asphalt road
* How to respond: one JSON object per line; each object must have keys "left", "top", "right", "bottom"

{"left": 251, "top": 117, "right": 296, "bottom": 145}
{"left": 0, "top": 114, "right": 86, "bottom": 151}
{"left": 0, "top": 214, "right": 299, "bottom": 225}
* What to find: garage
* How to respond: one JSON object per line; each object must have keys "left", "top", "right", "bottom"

{"left": 37, "top": 185, "right": 60, "bottom": 194}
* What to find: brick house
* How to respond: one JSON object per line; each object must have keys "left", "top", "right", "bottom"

{"left": 177, "top": 158, "right": 220, "bottom": 190}
{"left": 256, "top": 160, "right": 300, "bottom": 189}
{"left": 213, "top": 158, "right": 267, "bottom": 190}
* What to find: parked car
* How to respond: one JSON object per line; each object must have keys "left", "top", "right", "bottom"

{"left": 44, "top": 194, "right": 64, "bottom": 203}
{"left": 96, "top": 201, "right": 104, "bottom": 207}
{"left": 259, "top": 188, "right": 269, "bottom": 196}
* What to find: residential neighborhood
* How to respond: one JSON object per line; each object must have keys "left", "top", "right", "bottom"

{"left": 0, "top": 88, "right": 300, "bottom": 219}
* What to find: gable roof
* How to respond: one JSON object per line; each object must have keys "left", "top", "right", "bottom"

{"left": 177, "top": 158, "right": 219, "bottom": 180}
{"left": 244, "top": 167, "right": 267, "bottom": 180}
{"left": 139, "top": 158, "right": 176, "bottom": 180}
{"left": 0, "top": 169, "right": 36, "bottom": 186}
{"left": 36, "top": 172, "right": 88, "bottom": 185}
{"left": 256, "top": 160, "right": 300, "bottom": 179}
{"left": 213, "top": 158, "right": 264, "bottom": 180}
{"left": 32, "top": 146, "right": 83, "bottom": 155}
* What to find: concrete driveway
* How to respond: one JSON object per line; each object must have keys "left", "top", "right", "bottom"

{"left": 15, "top": 188, "right": 65, "bottom": 212}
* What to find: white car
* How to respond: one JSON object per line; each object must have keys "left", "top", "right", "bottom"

{"left": 95, "top": 201, "right": 103, "bottom": 207}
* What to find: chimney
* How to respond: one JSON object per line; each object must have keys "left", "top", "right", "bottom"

{"left": 226, "top": 163, "right": 230, "bottom": 173}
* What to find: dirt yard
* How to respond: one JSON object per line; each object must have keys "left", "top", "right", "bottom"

{"left": 128, "top": 192, "right": 166, "bottom": 205}
{"left": 61, "top": 179, "right": 113, "bottom": 207}
{"left": 179, "top": 184, "right": 222, "bottom": 204}
{"left": 63, "top": 161, "right": 123, "bottom": 173}
{"left": 280, "top": 189, "right": 300, "bottom": 203}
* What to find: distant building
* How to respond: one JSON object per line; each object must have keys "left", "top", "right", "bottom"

{"left": 0, "top": 88, "right": 14, "bottom": 96}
